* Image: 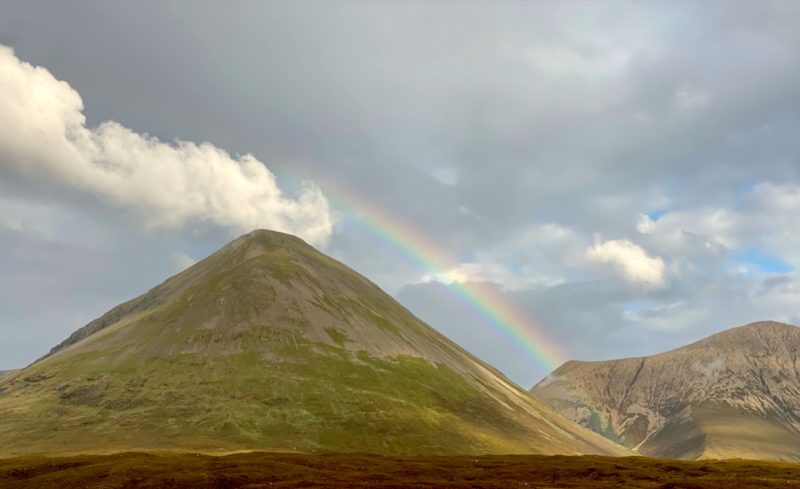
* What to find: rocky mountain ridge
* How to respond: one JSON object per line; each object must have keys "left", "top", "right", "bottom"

{"left": 530, "top": 321, "right": 800, "bottom": 460}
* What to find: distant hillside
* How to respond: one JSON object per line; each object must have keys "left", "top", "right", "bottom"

{"left": 530, "top": 321, "right": 800, "bottom": 460}
{"left": 0, "top": 370, "right": 16, "bottom": 381}
{"left": 0, "top": 230, "right": 624, "bottom": 457}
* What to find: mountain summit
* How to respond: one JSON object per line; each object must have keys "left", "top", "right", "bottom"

{"left": 0, "top": 230, "right": 623, "bottom": 456}
{"left": 530, "top": 321, "right": 800, "bottom": 460}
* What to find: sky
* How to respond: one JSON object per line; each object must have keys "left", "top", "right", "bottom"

{"left": 1, "top": 1, "right": 800, "bottom": 387}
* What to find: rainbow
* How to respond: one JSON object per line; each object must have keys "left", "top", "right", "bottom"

{"left": 315, "top": 180, "right": 569, "bottom": 375}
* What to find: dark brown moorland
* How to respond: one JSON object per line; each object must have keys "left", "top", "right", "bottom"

{"left": 2, "top": 452, "right": 800, "bottom": 489}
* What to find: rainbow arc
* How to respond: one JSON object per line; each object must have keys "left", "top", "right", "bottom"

{"left": 325, "top": 184, "right": 568, "bottom": 374}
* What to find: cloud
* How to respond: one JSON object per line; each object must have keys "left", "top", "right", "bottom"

{"left": 419, "top": 262, "right": 563, "bottom": 290}
{"left": 413, "top": 223, "right": 583, "bottom": 292}
{"left": 0, "top": 45, "right": 332, "bottom": 245}
{"left": 587, "top": 238, "right": 666, "bottom": 287}
{"left": 636, "top": 214, "right": 656, "bottom": 234}
{"left": 673, "top": 88, "right": 711, "bottom": 113}
{"left": 622, "top": 301, "right": 707, "bottom": 332}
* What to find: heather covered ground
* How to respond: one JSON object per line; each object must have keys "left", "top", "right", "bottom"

{"left": 2, "top": 452, "right": 800, "bottom": 488}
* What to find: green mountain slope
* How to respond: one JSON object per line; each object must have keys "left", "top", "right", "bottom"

{"left": 0, "top": 230, "right": 625, "bottom": 457}
{"left": 530, "top": 321, "right": 800, "bottom": 460}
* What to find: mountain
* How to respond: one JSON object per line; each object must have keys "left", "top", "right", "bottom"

{"left": 0, "top": 370, "right": 16, "bottom": 381}
{"left": 530, "top": 321, "right": 800, "bottom": 460}
{"left": 0, "top": 230, "right": 624, "bottom": 457}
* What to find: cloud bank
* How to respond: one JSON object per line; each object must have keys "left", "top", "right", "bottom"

{"left": 0, "top": 45, "right": 332, "bottom": 245}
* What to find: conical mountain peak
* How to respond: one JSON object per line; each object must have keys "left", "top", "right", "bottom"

{"left": 0, "top": 230, "right": 625, "bottom": 457}
{"left": 224, "top": 228, "right": 315, "bottom": 255}
{"left": 42, "top": 229, "right": 333, "bottom": 359}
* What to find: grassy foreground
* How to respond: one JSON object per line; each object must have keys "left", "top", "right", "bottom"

{"left": 2, "top": 452, "right": 800, "bottom": 488}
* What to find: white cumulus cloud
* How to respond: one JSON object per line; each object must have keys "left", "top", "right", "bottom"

{"left": 0, "top": 45, "right": 332, "bottom": 245}
{"left": 587, "top": 238, "right": 666, "bottom": 287}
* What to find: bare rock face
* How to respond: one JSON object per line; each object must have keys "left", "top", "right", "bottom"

{"left": 0, "top": 230, "right": 625, "bottom": 457}
{"left": 530, "top": 321, "right": 800, "bottom": 460}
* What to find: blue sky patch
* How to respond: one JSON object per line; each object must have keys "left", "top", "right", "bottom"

{"left": 728, "top": 248, "right": 793, "bottom": 274}
{"left": 646, "top": 209, "right": 669, "bottom": 221}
